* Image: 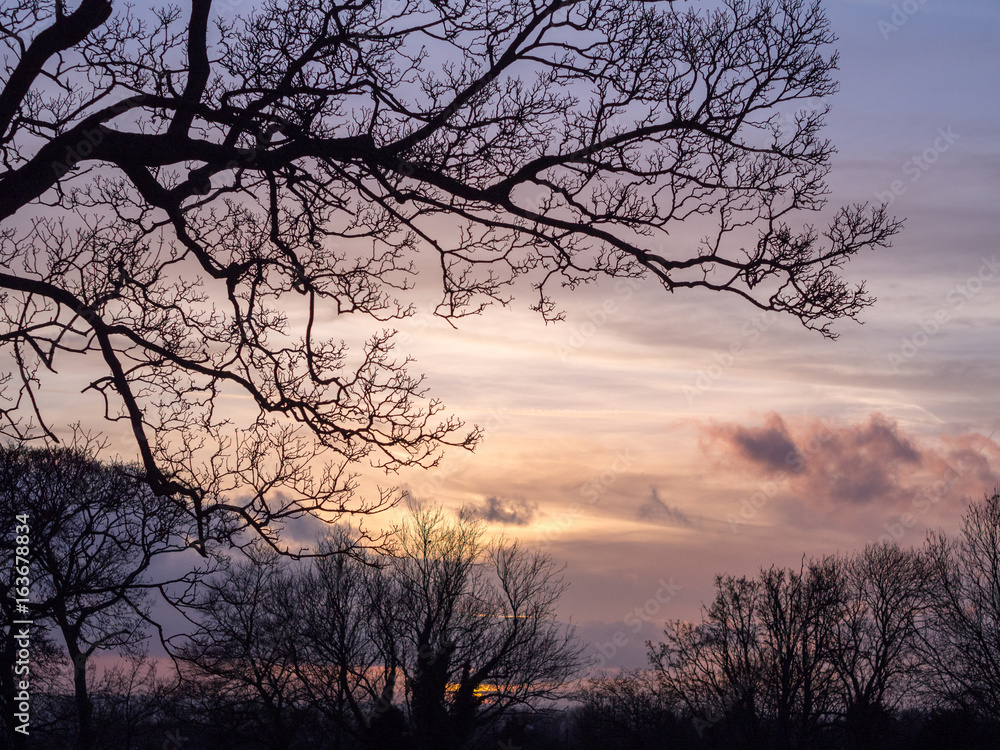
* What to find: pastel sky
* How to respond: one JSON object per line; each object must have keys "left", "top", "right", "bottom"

{"left": 373, "top": 0, "right": 1000, "bottom": 668}
{"left": 9, "top": 0, "right": 1000, "bottom": 671}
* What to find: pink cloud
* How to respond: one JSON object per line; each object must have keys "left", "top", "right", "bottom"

{"left": 701, "top": 413, "right": 1000, "bottom": 514}
{"left": 703, "top": 412, "right": 803, "bottom": 474}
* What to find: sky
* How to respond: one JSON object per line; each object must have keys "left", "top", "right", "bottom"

{"left": 366, "top": 0, "right": 1000, "bottom": 669}
{"left": 8, "top": 0, "right": 1000, "bottom": 672}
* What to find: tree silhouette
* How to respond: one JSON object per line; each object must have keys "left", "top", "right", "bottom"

{"left": 174, "top": 508, "right": 583, "bottom": 750}
{"left": 829, "top": 543, "right": 929, "bottom": 750}
{"left": 922, "top": 491, "right": 1000, "bottom": 721}
{"left": 173, "top": 549, "right": 308, "bottom": 750}
{"left": 574, "top": 669, "right": 688, "bottom": 750}
{"left": 0, "top": 443, "right": 198, "bottom": 750}
{"left": 652, "top": 574, "right": 765, "bottom": 749}
{"left": 290, "top": 529, "right": 404, "bottom": 750}
{"left": 649, "top": 537, "right": 1000, "bottom": 750}
{"left": 653, "top": 557, "right": 848, "bottom": 750}
{"left": 0, "top": 0, "right": 900, "bottom": 544}
{"left": 392, "top": 506, "right": 584, "bottom": 749}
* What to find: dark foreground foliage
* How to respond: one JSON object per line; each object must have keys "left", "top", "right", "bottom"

{"left": 6, "top": 454, "right": 1000, "bottom": 750}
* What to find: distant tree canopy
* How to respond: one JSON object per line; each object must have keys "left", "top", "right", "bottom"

{"left": 645, "top": 495, "right": 1000, "bottom": 750}
{"left": 0, "top": 0, "right": 900, "bottom": 543}
{"left": 1, "top": 450, "right": 581, "bottom": 749}
{"left": 173, "top": 506, "right": 584, "bottom": 750}
{"left": 922, "top": 492, "right": 1000, "bottom": 719}
{"left": 7, "top": 445, "right": 1000, "bottom": 750}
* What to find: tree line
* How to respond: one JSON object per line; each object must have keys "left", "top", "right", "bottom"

{"left": 0, "top": 444, "right": 582, "bottom": 750}
{"left": 6, "top": 444, "right": 1000, "bottom": 750}
{"left": 579, "top": 492, "right": 1000, "bottom": 750}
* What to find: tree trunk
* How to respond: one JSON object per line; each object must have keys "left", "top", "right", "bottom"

{"left": 410, "top": 642, "right": 455, "bottom": 750}
{"left": 68, "top": 646, "right": 93, "bottom": 750}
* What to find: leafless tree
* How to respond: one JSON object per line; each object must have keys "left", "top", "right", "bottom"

{"left": 0, "top": 0, "right": 901, "bottom": 546}
{"left": 574, "top": 669, "right": 685, "bottom": 750}
{"left": 653, "top": 574, "right": 765, "bottom": 748}
{"left": 175, "top": 508, "right": 582, "bottom": 749}
{"left": 176, "top": 532, "right": 403, "bottom": 750}
{"left": 760, "top": 560, "right": 843, "bottom": 749}
{"left": 828, "top": 543, "right": 929, "bottom": 749}
{"left": 172, "top": 548, "right": 309, "bottom": 750}
{"left": 921, "top": 491, "right": 1000, "bottom": 721}
{"left": 88, "top": 647, "right": 176, "bottom": 750}
{"left": 0, "top": 442, "right": 198, "bottom": 750}
{"left": 388, "top": 506, "right": 585, "bottom": 749}
{"left": 652, "top": 558, "right": 842, "bottom": 750}
{"left": 291, "top": 528, "right": 405, "bottom": 749}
